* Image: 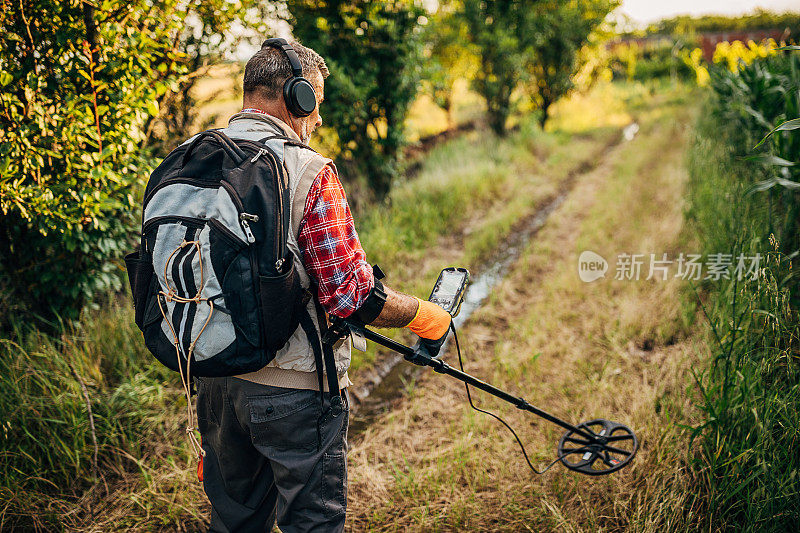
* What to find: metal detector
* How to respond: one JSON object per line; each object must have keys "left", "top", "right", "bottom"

{"left": 324, "top": 267, "right": 639, "bottom": 476}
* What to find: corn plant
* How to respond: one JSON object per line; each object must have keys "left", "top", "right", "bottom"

{"left": 686, "top": 49, "right": 800, "bottom": 531}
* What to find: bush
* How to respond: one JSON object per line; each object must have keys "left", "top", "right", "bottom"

{"left": 0, "top": 0, "right": 265, "bottom": 324}
{"left": 0, "top": 2, "right": 186, "bottom": 323}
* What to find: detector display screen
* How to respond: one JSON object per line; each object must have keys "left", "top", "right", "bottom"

{"left": 438, "top": 271, "right": 464, "bottom": 299}
{"left": 428, "top": 267, "right": 469, "bottom": 317}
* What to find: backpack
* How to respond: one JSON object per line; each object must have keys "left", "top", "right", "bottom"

{"left": 124, "top": 129, "right": 311, "bottom": 378}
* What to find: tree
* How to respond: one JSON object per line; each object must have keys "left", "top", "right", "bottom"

{"left": 0, "top": 0, "right": 272, "bottom": 324}
{"left": 287, "top": 0, "right": 424, "bottom": 199}
{"left": 423, "top": 1, "right": 478, "bottom": 129}
{"left": 528, "top": 0, "right": 617, "bottom": 128}
{"left": 461, "top": 0, "right": 539, "bottom": 135}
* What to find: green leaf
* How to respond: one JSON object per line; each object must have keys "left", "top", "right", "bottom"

{"left": 743, "top": 154, "right": 796, "bottom": 167}
{"left": 753, "top": 118, "right": 800, "bottom": 149}
{"left": 147, "top": 99, "right": 159, "bottom": 116}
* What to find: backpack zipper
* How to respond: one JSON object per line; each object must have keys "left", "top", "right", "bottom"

{"left": 219, "top": 180, "right": 258, "bottom": 244}
{"left": 251, "top": 148, "right": 267, "bottom": 163}
{"left": 239, "top": 213, "right": 258, "bottom": 244}
{"left": 142, "top": 215, "right": 205, "bottom": 235}
{"left": 237, "top": 139, "right": 290, "bottom": 271}
{"left": 208, "top": 218, "right": 247, "bottom": 250}
{"left": 258, "top": 147, "right": 287, "bottom": 271}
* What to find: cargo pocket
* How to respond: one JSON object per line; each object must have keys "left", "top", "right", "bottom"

{"left": 259, "top": 265, "right": 304, "bottom": 351}
{"left": 248, "top": 389, "right": 320, "bottom": 451}
{"left": 322, "top": 449, "right": 347, "bottom": 518}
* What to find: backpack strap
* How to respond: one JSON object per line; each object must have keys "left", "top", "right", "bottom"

{"left": 296, "top": 294, "right": 343, "bottom": 407}
{"left": 312, "top": 296, "right": 343, "bottom": 407}
{"left": 254, "top": 134, "right": 330, "bottom": 239}
{"left": 298, "top": 307, "right": 326, "bottom": 407}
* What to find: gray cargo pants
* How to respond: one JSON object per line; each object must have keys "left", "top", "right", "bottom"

{"left": 196, "top": 377, "right": 349, "bottom": 533}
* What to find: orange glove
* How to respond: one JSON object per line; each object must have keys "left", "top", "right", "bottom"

{"left": 406, "top": 297, "right": 451, "bottom": 340}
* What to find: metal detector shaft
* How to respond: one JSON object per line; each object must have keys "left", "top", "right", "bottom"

{"left": 341, "top": 319, "right": 598, "bottom": 443}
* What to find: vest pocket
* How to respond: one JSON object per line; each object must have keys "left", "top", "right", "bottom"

{"left": 259, "top": 265, "right": 304, "bottom": 351}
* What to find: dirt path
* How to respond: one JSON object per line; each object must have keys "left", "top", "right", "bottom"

{"left": 346, "top": 93, "right": 702, "bottom": 531}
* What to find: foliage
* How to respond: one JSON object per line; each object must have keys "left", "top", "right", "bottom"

{"left": 685, "top": 50, "right": 800, "bottom": 530}
{"left": 708, "top": 50, "right": 800, "bottom": 256}
{"left": 525, "top": 0, "right": 617, "bottom": 127}
{"left": 0, "top": 301, "right": 204, "bottom": 530}
{"left": 610, "top": 39, "right": 694, "bottom": 82}
{"left": 421, "top": 1, "right": 479, "bottom": 129}
{"left": 287, "top": 0, "right": 425, "bottom": 199}
{"left": 0, "top": 0, "right": 186, "bottom": 324}
{"left": 460, "top": 0, "right": 539, "bottom": 135}
{"left": 144, "top": 2, "right": 280, "bottom": 156}
{"left": 644, "top": 9, "right": 800, "bottom": 40}
{"left": 0, "top": 0, "right": 270, "bottom": 325}
{"left": 461, "top": 0, "right": 613, "bottom": 134}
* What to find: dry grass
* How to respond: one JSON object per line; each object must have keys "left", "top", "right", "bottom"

{"left": 346, "top": 91, "right": 704, "bottom": 531}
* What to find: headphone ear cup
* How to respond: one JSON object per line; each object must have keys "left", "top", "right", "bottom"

{"left": 284, "top": 78, "right": 317, "bottom": 118}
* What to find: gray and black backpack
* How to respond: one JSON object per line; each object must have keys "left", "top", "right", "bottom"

{"left": 125, "top": 130, "right": 313, "bottom": 378}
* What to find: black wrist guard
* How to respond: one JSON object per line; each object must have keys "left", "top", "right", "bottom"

{"left": 352, "top": 275, "right": 387, "bottom": 324}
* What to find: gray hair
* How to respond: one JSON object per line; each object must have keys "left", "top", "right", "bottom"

{"left": 243, "top": 40, "right": 329, "bottom": 100}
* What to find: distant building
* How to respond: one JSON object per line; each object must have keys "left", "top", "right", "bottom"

{"left": 610, "top": 27, "right": 793, "bottom": 61}
{"left": 697, "top": 28, "right": 790, "bottom": 61}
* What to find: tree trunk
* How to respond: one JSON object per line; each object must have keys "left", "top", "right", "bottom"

{"left": 539, "top": 98, "right": 552, "bottom": 129}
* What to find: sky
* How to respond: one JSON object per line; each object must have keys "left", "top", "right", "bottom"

{"left": 619, "top": 0, "right": 800, "bottom": 25}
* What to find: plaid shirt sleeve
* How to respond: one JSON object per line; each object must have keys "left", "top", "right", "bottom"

{"left": 297, "top": 163, "right": 374, "bottom": 318}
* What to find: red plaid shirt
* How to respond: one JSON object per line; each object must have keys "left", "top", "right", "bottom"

{"left": 298, "top": 163, "right": 374, "bottom": 318}
{"left": 239, "top": 108, "right": 373, "bottom": 317}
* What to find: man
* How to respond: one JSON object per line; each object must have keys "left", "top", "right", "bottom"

{"left": 194, "top": 39, "right": 452, "bottom": 532}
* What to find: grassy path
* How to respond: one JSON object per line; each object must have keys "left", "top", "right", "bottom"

{"left": 347, "top": 90, "right": 702, "bottom": 531}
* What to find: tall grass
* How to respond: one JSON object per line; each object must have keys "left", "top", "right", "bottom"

{"left": 684, "top": 51, "right": 800, "bottom": 531}
{"left": 0, "top": 296, "right": 203, "bottom": 530}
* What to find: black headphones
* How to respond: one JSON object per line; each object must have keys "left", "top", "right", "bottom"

{"left": 261, "top": 37, "right": 317, "bottom": 118}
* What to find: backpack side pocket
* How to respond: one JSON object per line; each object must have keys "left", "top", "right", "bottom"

{"left": 125, "top": 249, "right": 155, "bottom": 331}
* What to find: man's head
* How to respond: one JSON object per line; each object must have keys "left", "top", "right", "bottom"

{"left": 242, "top": 40, "right": 329, "bottom": 143}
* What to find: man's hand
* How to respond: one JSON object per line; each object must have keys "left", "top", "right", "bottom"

{"left": 414, "top": 326, "right": 450, "bottom": 359}
{"left": 406, "top": 298, "right": 452, "bottom": 358}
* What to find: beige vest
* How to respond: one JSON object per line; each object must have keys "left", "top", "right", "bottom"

{"left": 205, "top": 112, "right": 352, "bottom": 390}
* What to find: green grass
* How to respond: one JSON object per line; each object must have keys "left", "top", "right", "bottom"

{"left": 0, "top": 296, "right": 207, "bottom": 531}
{"left": 682, "top": 91, "right": 800, "bottom": 531}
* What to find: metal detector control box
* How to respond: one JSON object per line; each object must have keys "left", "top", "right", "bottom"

{"left": 427, "top": 267, "right": 470, "bottom": 317}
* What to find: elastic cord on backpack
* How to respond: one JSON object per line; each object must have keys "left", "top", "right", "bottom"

{"left": 157, "top": 239, "right": 212, "bottom": 464}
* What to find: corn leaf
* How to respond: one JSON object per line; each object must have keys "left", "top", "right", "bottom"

{"left": 744, "top": 153, "right": 796, "bottom": 167}
{"left": 753, "top": 118, "right": 800, "bottom": 149}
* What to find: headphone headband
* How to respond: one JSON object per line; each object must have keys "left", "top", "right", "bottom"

{"left": 262, "top": 38, "right": 303, "bottom": 78}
